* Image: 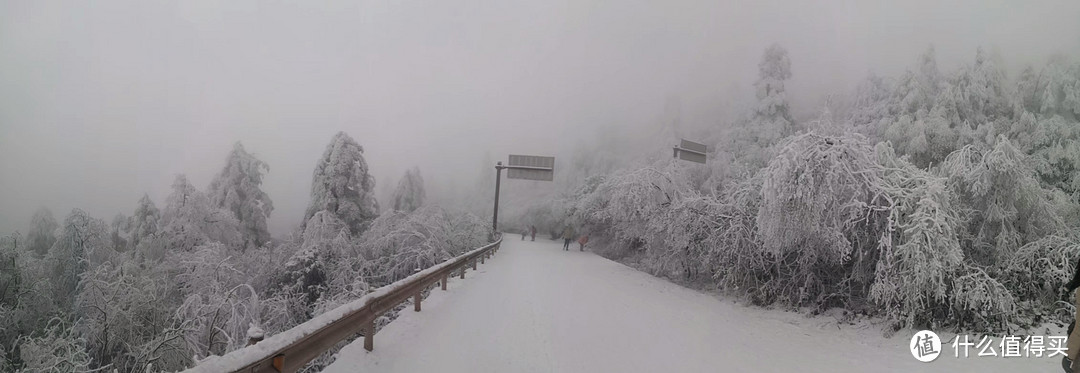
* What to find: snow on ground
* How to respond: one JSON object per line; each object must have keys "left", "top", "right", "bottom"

{"left": 323, "top": 238, "right": 1057, "bottom": 372}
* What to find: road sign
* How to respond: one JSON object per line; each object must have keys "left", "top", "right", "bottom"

{"left": 492, "top": 155, "right": 555, "bottom": 232}
{"left": 505, "top": 155, "right": 555, "bottom": 181}
{"left": 673, "top": 139, "right": 707, "bottom": 164}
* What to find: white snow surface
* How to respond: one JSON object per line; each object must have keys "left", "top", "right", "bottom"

{"left": 324, "top": 238, "right": 1054, "bottom": 372}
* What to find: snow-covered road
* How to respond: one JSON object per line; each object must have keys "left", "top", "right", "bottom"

{"left": 324, "top": 238, "right": 1053, "bottom": 372}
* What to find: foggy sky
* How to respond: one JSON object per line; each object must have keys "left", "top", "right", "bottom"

{"left": 2, "top": 0, "right": 1079, "bottom": 237}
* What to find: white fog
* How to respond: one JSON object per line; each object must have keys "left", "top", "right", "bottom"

{"left": 2, "top": 0, "right": 1080, "bottom": 372}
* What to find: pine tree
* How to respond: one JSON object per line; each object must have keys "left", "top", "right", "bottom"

{"left": 160, "top": 175, "right": 241, "bottom": 254}
{"left": 131, "top": 194, "right": 161, "bottom": 259}
{"left": 302, "top": 132, "right": 379, "bottom": 237}
{"left": 208, "top": 142, "right": 274, "bottom": 251}
{"left": 751, "top": 43, "right": 794, "bottom": 140}
{"left": 725, "top": 44, "right": 797, "bottom": 170}
{"left": 391, "top": 167, "right": 426, "bottom": 213}
{"left": 26, "top": 207, "right": 58, "bottom": 258}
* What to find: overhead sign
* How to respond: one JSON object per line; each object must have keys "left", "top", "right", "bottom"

{"left": 506, "top": 155, "right": 555, "bottom": 181}
{"left": 673, "top": 139, "right": 707, "bottom": 164}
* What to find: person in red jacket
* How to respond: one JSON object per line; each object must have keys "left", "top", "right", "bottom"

{"left": 577, "top": 234, "right": 588, "bottom": 251}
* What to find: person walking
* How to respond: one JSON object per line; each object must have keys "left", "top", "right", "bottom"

{"left": 530, "top": 225, "right": 537, "bottom": 241}
{"left": 577, "top": 234, "right": 589, "bottom": 251}
{"left": 561, "top": 225, "right": 575, "bottom": 251}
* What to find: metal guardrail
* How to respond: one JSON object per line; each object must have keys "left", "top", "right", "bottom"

{"left": 186, "top": 234, "right": 503, "bottom": 373}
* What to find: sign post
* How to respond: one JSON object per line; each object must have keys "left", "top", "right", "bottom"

{"left": 673, "top": 139, "right": 707, "bottom": 164}
{"left": 492, "top": 155, "right": 555, "bottom": 233}
{"left": 492, "top": 162, "right": 503, "bottom": 233}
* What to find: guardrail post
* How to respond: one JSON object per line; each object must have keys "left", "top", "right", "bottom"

{"left": 364, "top": 320, "right": 375, "bottom": 351}
{"left": 183, "top": 237, "right": 504, "bottom": 372}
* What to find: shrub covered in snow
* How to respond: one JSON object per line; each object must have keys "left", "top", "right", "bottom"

{"left": 14, "top": 318, "right": 94, "bottom": 372}
{"left": 756, "top": 133, "right": 889, "bottom": 307}
{"left": 870, "top": 143, "right": 967, "bottom": 329}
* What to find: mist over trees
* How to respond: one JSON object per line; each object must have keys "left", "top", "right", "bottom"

{"left": 1, "top": 37, "right": 1078, "bottom": 371}
{"left": 391, "top": 167, "right": 426, "bottom": 213}
{"left": 208, "top": 142, "right": 274, "bottom": 252}
{"left": 26, "top": 208, "right": 57, "bottom": 258}
{"left": 502, "top": 44, "right": 1080, "bottom": 334}
{"left": 0, "top": 132, "right": 489, "bottom": 372}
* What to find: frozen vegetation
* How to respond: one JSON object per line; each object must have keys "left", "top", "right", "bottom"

{"left": 501, "top": 45, "right": 1080, "bottom": 337}
{"left": 324, "top": 239, "right": 1040, "bottom": 373}
{"left": 1, "top": 42, "right": 1080, "bottom": 372}
{"left": 0, "top": 132, "right": 490, "bottom": 372}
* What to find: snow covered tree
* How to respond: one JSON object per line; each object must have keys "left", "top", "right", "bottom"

{"left": 14, "top": 318, "right": 94, "bottom": 373}
{"left": 391, "top": 167, "right": 426, "bottom": 212}
{"left": 173, "top": 243, "right": 264, "bottom": 361}
{"left": 949, "top": 47, "right": 1015, "bottom": 127}
{"left": 1000, "top": 235, "right": 1080, "bottom": 317}
{"left": 1, "top": 238, "right": 60, "bottom": 370}
{"left": 868, "top": 46, "right": 1024, "bottom": 168}
{"left": 302, "top": 132, "right": 379, "bottom": 237}
{"left": 870, "top": 143, "right": 967, "bottom": 329}
{"left": 1026, "top": 115, "right": 1080, "bottom": 199}
{"left": 916, "top": 45, "right": 944, "bottom": 101}
{"left": 26, "top": 207, "right": 58, "bottom": 258}
{"left": 110, "top": 213, "right": 132, "bottom": 253}
{"left": 1022, "top": 56, "right": 1080, "bottom": 120}
{"left": 1016, "top": 65, "right": 1042, "bottom": 113}
{"left": 756, "top": 133, "right": 889, "bottom": 306}
{"left": 357, "top": 207, "right": 480, "bottom": 286}
{"left": 722, "top": 44, "right": 797, "bottom": 171}
{"left": 752, "top": 44, "right": 794, "bottom": 137}
{"left": 130, "top": 194, "right": 161, "bottom": 260}
{"left": 208, "top": 142, "right": 274, "bottom": 251}
{"left": 0, "top": 232, "right": 20, "bottom": 307}
{"left": 848, "top": 73, "right": 894, "bottom": 133}
{"left": 159, "top": 174, "right": 242, "bottom": 255}
{"left": 703, "top": 174, "right": 768, "bottom": 299}
{"left": 572, "top": 160, "right": 698, "bottom": 265}
{"left": 281, "top": 211, "right": 352, "bottom": 311}
{"left": 939, "top": 136, "right": 1063, "bottom": 264}
{"left": 874, "top": 46, "right": 963, "bottom": 167}
{"left": 48, "top": 209, "right": 112, "bottom": 311}
{"left": 76, "top": 262, "right": 186, "bottom": 371}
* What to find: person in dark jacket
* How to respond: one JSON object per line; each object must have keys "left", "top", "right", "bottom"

{"left": 561, "top": 226, "right": 575, "bottom": 251}
{"left": 530, "top": 225, "right": 537, "bottom": 241}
